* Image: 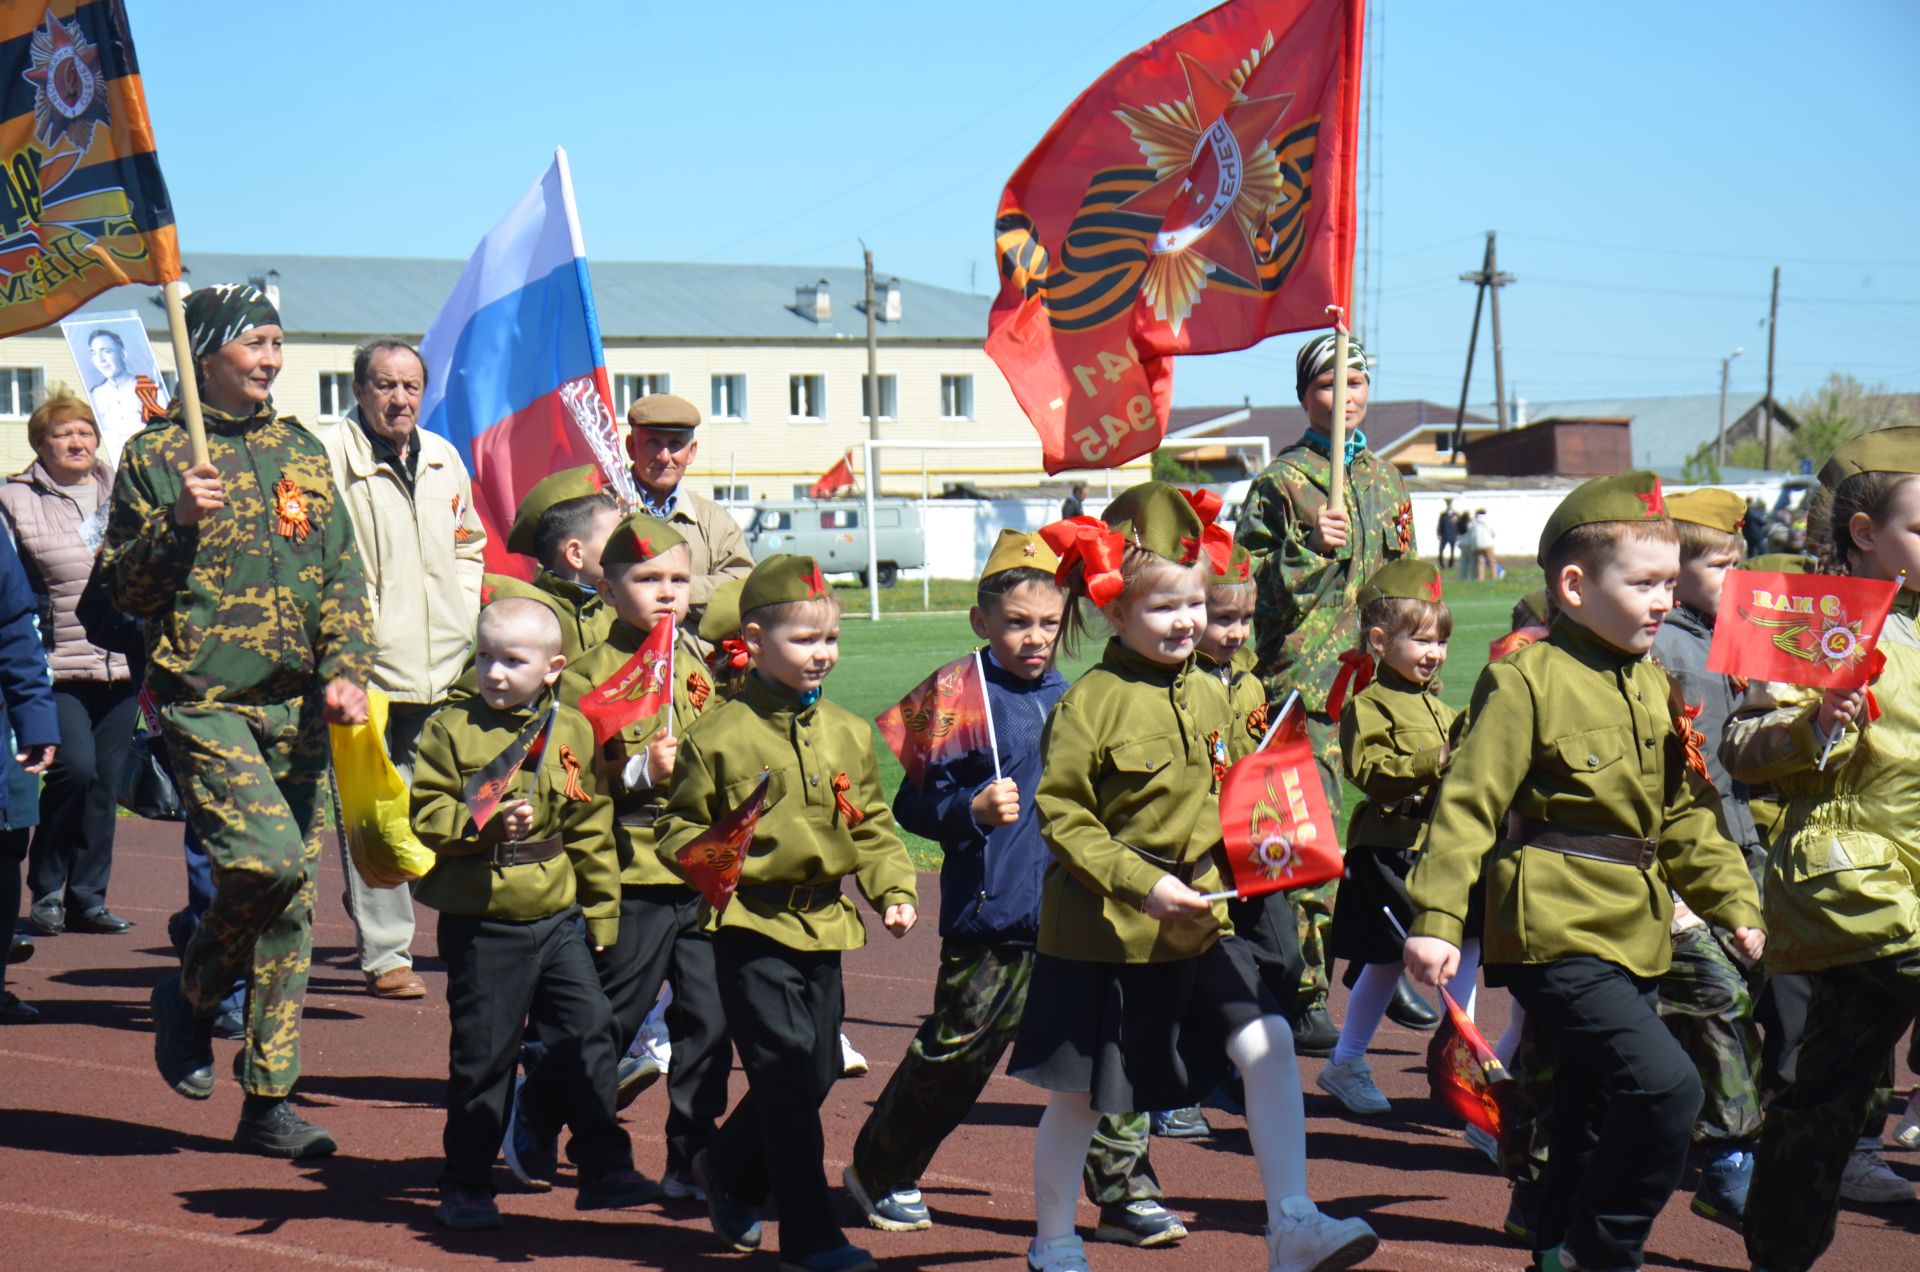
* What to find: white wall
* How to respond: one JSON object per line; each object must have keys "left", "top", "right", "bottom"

{"left": 1409, "top": 480, "right": 1789, "bottom": 566}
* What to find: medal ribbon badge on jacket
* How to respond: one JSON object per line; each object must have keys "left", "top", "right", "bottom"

{"left": 274, "top": 476, "right": 312, "bottom": 541}
{"left": 1208, "top": 729, "right": 1228, "bottom": 791}
{"left": 452, "top": 491, "right": 474, "bottom": 542}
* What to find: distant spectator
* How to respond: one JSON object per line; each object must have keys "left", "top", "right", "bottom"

{"left": 1436, "top": 497, "right": 1459, "bottom": 567}
{"left": 1061, "top": 481, "right": 1088, "bottom": 520}
{"left": 1744, "top": 499, "right": 1768, "bottom": 556}
{"left": 1472, "top": 509, "right": 1500, "bottom": 580}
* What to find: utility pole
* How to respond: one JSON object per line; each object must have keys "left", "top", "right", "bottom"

{"left": 1448, "top": 272, "right": 1485, "bottom": 466}
{"left": 1762, "top": 266, "right": 1780, "bottom": 469}
{"left": 1715, "top": 347, "right": 1744, "bottom": 467}
{"left": 864, "top": 247, "right": 880, "bottom": 443}
{"left": 1458, "top": 232, "right": 1517, "bottom": 432}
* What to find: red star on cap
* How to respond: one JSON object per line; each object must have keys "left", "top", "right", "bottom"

{"left": 1424, "top": 577, "right": 1443, "bottom": 602}
{"left": 635, "top": 533, "right": 653, "bottom": 558}
{"left": 802, "top": 562, "right": 829, "bottom": 598}
{"left": 1636, "top": 478, "right": 1665, "bottom": 517}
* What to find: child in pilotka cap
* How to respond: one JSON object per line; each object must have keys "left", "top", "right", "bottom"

{"left": 1319, "top": 559, "right": 1469, "bottom": 1120}
{"left": 486, "top": 465, "right": 623, "bottom": 662}
{"left": 1009, "top": 483, "right": 1377, "bottom": 1272}
{"left": 410, "top": 597, "right": 658, "bottom": 1230}
{"left": 1404, "top": 472, "right": 1764, "bottom": 1272}
{"left": 509, "top": 512, "right": 732, "bottom": 1201}
{"left": 657, "top": 553, "right": 917, "bottom": 1272}
{"left": 844, "top": 530, "right": 1183, "bottom": 1250}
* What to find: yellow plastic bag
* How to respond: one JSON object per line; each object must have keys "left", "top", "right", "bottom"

{"left": 330, "top": 688, "right": 434, "bottom": 887}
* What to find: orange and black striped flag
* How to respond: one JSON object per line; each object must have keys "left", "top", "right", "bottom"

{"left": 0, "top": 1, "right": 178, "bottom": 339}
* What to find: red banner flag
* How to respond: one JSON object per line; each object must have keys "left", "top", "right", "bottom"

{"left": 987, "top": 0, "right": 1365, "bottom": 473}
{"left": 1488, "top": 624, "right": 1548, "bottom": 664}
{"left": 463, "top": 704, "right": 557, "bottom": 829}
{"left": 1427, "top": 987, "right": 1514, "bottom": 1141}
{"left": 676, "top": 768, "right": 774, "bottom": 914}
{"left": 1216, "top": 731, "right": 1343, "bottom": 900}
{"left": 810, "top": 451, "right": 856, "bottom": 500}
{"left": 578, "top": 616, "right": 675, "bottom": 749}
{"left": 874, "top": 652, "right": 995, "bottom": 791}
{"left": 1707, "top": 569, "right": 1900, "bottom": 689}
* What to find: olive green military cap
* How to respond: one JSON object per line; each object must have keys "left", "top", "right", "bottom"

{"left": 1208, "top": 542, "right": 1254, "bottom": 584}
{"left": 627, "top": 392, "right": 701, "bottom": 432}
{"left": 506, "top": 464, "right": 609, "bottom": 556}
{"left": 1818, "top": 425, "right": 1920, "bottom": 488}
{"left": 599, "top": 511, "right": 686, "bottom": 569}
{"left": 741, "top": 553, "right": 832, "bottom": 615}
{"left": 1358, "top": 557, "right": 1442, "bottom": 607}
{"left": 981, "top": 528, "right": 1061, "bottom": 581}
{"left": 1665, "top": 487, "right": 1747, "bottom": 535}
{"left": 700, "top": 576, "right": 747, "bottom": 644}
{"left": 1102, "top": 481, "right": 1207, "bottom": 564}
{"left": 1537, "top": 470, "right": 1667, "bottom": 564}
{"left": 1745, "top": 552, "right": 1815, "bottom": 575}
{"left": 1519, "top": 586, "right": 1551, "bottom": 622}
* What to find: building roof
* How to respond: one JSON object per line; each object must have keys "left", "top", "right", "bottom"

{"left": 1508, "top": 394, "right": 1795, "bottom": 469}
{"left": 1169, "top": 399, "right": 1499, "bottom": 457}
{"left": 64, "top": 253, "right": 992, "bottom": 344}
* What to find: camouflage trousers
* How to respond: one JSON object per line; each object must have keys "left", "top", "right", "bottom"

{"left": 1747, "top": 950, "right": 1920, "bottom": 1272}
{"left": 1284, "top": 711, "right": 1343, "bottom": 1013}
{"left": 161, "top": 698, "right": 329, "bottom": 1099}
{"left": 851, "top": 941, "right": 1158, "bottom": 1205}
{"left": 1656, "top": 924, "right": 1762, "bottom": 1147}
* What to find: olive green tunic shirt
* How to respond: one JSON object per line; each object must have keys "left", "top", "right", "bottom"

{"left": 558, "top": 621, "right": 714, "bottom": 888}
{"left": 1340, "top": 668, "right": 1459, "bottom": 854}
{"left": 1407, "top": 617, "right": 1763, "bottom": 978}
{"left": 485, "top": 570, "right": 614, "bottom": 665}
{"left": 655, "top": 673, "right": 916, "bottom": 952}
{"left": 1200, "top": 644, "right": 1271, "bottom": 763}
{"left": 411, "top": 696, "right": 621, "bottom": 947}
{"left": 1036, "top": 640, "right": 1236, "bottom": 964}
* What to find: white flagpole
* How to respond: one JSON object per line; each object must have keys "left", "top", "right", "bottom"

{"left": 975, "top": 649, "right": 1002, "bottom": 782}
{"left": 665, "top": 617, "right": 676, "bottom": 738}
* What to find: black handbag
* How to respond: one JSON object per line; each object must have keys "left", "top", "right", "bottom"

{"left": 119, "top": 718, "right": 184, "bottom": 821}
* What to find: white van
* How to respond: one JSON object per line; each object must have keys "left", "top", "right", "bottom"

{"left": 746, "top": 498, "right": 926, "bottom": 588}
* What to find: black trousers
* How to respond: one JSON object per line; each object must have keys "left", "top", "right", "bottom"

{"left": 0, "top": 826, "right": 26, "bottom": 995}
{"left": 1507, "top": 957, "right": 1702, "bottom": 1269}
{"left": 523, "top": 885, "right": 733, "bottom": 1173}
{"left": 437, "top": 907, "right": 631, "bottom": 1192}
{"left": 27, "top": 681, "right": 138, "bottom": 912}
{"left": 706, "top": 928, "right": 846, "bottom": 1260}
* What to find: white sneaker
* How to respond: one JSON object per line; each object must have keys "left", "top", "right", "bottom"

{"left": 1464, "top": 1124, "right": 1500, "bottom": 1165}
{"left": 1026, "top": 1234, "right": 1091, "bottom": 1271}
{"left": 1840, "top": 1143, "right": 1916, "bottom": 1204}
{"left": 1893, "top": 1091, "right": 1920, "bottom": 1150}
{"left": 660, "top": 1167, "right": 706, "bottom": 1201}
{"left": 1266, "top": 1197, "right": 1378, "bottom": 1272}
{"left": 841, "top": 1033, "right": 869, "bottom": 1077}
{"left": 645, "top": 1034, "right": 672, "bottom": 1070}
{"left": 1315, "top": 1057, "right": 1391, "bottom": 1115}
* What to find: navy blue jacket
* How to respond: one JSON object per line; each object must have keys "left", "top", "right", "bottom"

{"left": 0, "top": 522, "right": 55, "bottom": 827}
{"left": 893, "top": 650, "right": 1067, "bottom": 944}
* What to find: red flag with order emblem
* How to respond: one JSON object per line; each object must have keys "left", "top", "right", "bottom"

{"left": 986, "top": 0, "right": 1365, "bottom": 473}
{"left": 874, "top": 652, "right": 995, "bottom": 791}
{"left": 676, "top": 768, "right": 774, "bottom": 914}
{"left": 1706, "top": 570, "right": 1899, "bottom": 690}
{"left": 1427, "top": 987, "right": 1515, "bottom": 1141}
{"left": 578, "top": 616, "right": 675, "bottom": 749}
{"left": 1215, "top": 730, "right": 1343, "bottom": 899}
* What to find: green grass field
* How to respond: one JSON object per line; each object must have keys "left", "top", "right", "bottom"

{"left": 827, "top": 566, "right": 1545, "bottom": 867}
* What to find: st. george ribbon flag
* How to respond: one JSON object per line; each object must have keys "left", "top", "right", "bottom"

{"left": 987, "top": 0, "right": 1365, "bottom": 473}
{"left": 419, "top": 148, "right": 638, "bottom": 577}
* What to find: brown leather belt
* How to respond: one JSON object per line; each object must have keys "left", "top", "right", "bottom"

{"left": 487, "top": 833, "right": 565, "bottom": 868}
{"left": 736, "top": 881, "right": 844, "bottom": 912}
{"left": 618, "top": 808, "right": 659, "bottom": 829}
{"left": 1123, "top": 840, "right": 1204, "bottom": 885}
{"left": 1506, "top": 814, "right": 1658, "bottom": 869}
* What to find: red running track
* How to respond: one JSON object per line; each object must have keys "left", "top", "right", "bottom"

{"left": 1, "top": 818, "right": 1914, "bottom": 1269}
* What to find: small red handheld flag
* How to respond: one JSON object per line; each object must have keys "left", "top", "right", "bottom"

{"left": 1707, "top": 570, "right": 1899, "bottom": 690}
{"left": 578, "top": 617, "right": 675, "bottom": 749}
{"left": 464, "top": 704, "right": 558, "bottom": 829}
{"left": 1215, "top": 730, "right": 1343, "bottom": 900}
{"left": 676, "top": 768, "right": 774, "bottom": 914}
{"left": 875, "top": 652, "right": 995, "bottom": 791}
{"left": 1488, "top": 624, "right": 1547, "bottom": 664}
{"left": 1427, "top": 987, "right": 1514, "bottom": 1142}
{"left": 810, "top": 451, "right": 856, "bottom": 499}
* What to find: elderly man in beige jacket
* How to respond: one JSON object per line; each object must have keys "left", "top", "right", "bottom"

{"left": 318, "top": 339, "right": 486, "bottom": 999}
{"left": 624, "top": 393, "right": 753, "bottom": 627}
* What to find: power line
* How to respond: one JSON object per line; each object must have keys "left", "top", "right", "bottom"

{"left": 1503, "top": 231, "right": 1920, "bottom": 270}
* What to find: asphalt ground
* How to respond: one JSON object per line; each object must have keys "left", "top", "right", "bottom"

{"left": 2, "top": 817, "right": 1915, "bottom": 1270}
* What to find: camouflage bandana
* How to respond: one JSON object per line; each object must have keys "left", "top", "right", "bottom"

{"left": 1294, "top": 330, "right": 1371, "bottom": 399}
{"left": 185, "top": 284, "right": 281, "bottom": 360}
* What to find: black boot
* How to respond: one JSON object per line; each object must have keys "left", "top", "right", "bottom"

{"left": 234, "top": 1094, "right": 337, "bottom": 1159}
{"left": 1291, "top": 1007, "right": 1339, "bottom": 1058}
{"left": 150, "top": 975, "right": 215, "bottom": 1099}
{"left": 1386, "top": 973, "right": 1442, "bottom": 1031}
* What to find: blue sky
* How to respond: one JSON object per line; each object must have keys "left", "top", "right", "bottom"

{"left": 131, "top": 0, "right": 1919, "bottom": 411}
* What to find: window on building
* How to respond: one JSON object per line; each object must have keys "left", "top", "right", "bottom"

{"left": 712, "top": 483, "right": 750, "bottom": 502}
{"left": 789, "top": 374, "right": 826, "bottom": 421}
{"left": 317, "top": 371, "right": 354, "bottom": 419}
{"left": 860, "top": 373, "right": 897, "bottom": 422}
{"left": 940, "top": 373, "right": 974, "bottom": 421}
{"left": 711, "top": 373, "right": 747, "bottom": 421}
{"left": 612, "top": 372, "right": 672, "bottom": 417}
{"left": 0, "top": 367, "right": 41, "bottom": 418}
{"left": 1432, "top": 430, "right": 1455, "bottom": 455}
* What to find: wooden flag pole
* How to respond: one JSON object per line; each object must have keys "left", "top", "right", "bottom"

{"left": 1325, "top": 305, "right": 1351, "bottom": 510}
{"left": 161, "top": 280, "right": 210, "bottom": 467}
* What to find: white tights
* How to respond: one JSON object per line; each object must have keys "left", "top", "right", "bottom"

{"left": 1033, "top": 1015, "right": 1308, "bottom": 1240}
{"left": 1329, "top": 939, "right": 1482, "bottom": 1066}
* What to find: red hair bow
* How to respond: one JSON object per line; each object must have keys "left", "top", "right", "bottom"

{"left": 713, "top": 637, "right": 751, "bottom": 671}
{"left": 1325, "top": 648, "right": 1375, "bottom": 720}
{"left": 1176, "top": 488, "right": 1234, "bottom": 573}
{"left": 1039, "top": 516, "right": 1127, "bottom": 607}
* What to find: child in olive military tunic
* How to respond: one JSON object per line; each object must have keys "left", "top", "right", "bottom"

{"left": 411, "top": 598, "right": 658, "bottom": 1230}
{"left": 484, "top": 465, "right": 622, "bottom": 663}
{"left": 657, "top": 553, "right": 917, "bottom": 1272}
{"left": 1725, "top": 428, "right": 1920, "bottom": 1271}
{"left": 513, "top": 513, "right": 730, "bottom": 1198}
{"left": 1404, "top": 472, "right": 1765, "bottom": 1272}
{"left": 1319, "top": 559, "right": 1471, "bottom": 1119}
{"left": 1009, "top": 484, "right": 1377, "bottom": 1272}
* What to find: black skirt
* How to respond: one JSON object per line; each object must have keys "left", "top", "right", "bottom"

{"left": 1008, "top": 935, "right": 1286, "bottom": 1113}
{"left": 1330, "top": 840, "right": 1417, "bottom": 966}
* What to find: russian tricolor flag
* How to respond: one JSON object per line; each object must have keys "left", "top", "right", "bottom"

{"left": 420, "top": 148, "right": 636, "bottom": 577}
